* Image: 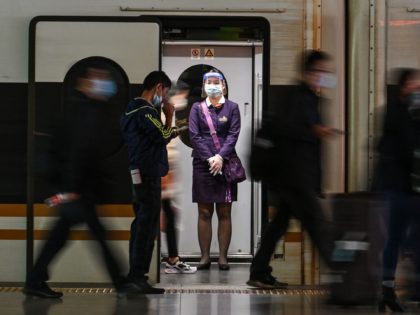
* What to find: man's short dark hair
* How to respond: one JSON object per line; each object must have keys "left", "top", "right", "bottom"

{"left": 302, "top": 50, "right": 332, "bottom": 73}
{"left": 393, "top": 68, "right": 420, "bottom": 88}
{"left": 143, "top": 71, "right": 171, "bottom": 90}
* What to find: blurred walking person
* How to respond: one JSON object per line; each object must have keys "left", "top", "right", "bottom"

{"left": 248, "top": 50, "right": 340, "bottom": 288}
{"left": 374, "top": 68, "right": 420, "bottom": 312}
{"left": 162, "top": 83, "right": 196, "bottom": 274}
{"left": 24, "top": 65, "right": 139, "bottom": 298}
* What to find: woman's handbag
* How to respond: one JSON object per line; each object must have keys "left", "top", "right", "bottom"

{"left": 200, "top": 102, "right": 246, "bottom": 184}
{"left": 223, "top": 154, "right": 247, "bottom": 183}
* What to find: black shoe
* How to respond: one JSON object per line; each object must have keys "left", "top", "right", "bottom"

{"left": 131, "top": 279, "right": 165, "bottom": 294}
{"left": 218, "top": 263, "right": 230, "bottom": 271}
{"left": 23, "top": 283, "right": 63, "bottom": 299}
{"left": 247, "top": 274, "right": 288, "bottom": 289}
{"left": 197, "top": 261, "right": 211, "bottom": 270}
{"left": 115, "top": 282, "right": 144, "bottom": 298}
{"left": 378, "top": 285, "right": 404, "bottom": 312}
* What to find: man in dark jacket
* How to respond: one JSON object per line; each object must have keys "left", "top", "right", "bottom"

{"left": 120, "top": 71, "right": 177, "bottom": 293}
{"left": 24, "top": 66, "right": 140, "bottom": 298}
{"left": 248, "top": 50, "right": 339, "bottom": 288}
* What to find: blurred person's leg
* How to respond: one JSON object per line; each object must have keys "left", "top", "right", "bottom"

{"left": 377, "top": 192, "right": 409, "bottom": 311}
{"left": 291, "top": 188, "right": 336, "bottom": 266}
{"left": 197, "top": 203, "right": 214, "bottom": 267}
{"left": 215, "top": 202, "right": 232, "bottom": 267}
{"left": 382, "top": 192, "right": 410, "bottom": 284}
{"left": 248, "top": 193, "right": 291, "bottom": 286}
{"left": 410, "top": 223, "right": 420, "bottom": 300}
{"left": 24, "top": 201, "right": 85, "bottom": 298}
{"left": 84, "top": 200, "right": 126, "bottom": 287}
{"left": 162, "top": 198, "right": 178, "bottom": 259}
{"left": 27, "top": 201, "right": 85, "bottom": 285}
{"left": 409, "top": 196, "right": 420, "bottom": 300}
{"left": 163, "top": 198, "right": 197, "bottom": 274}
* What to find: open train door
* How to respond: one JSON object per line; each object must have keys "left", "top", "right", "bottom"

{"left": 27, "top": 16, "right": 162, "bottom": 284}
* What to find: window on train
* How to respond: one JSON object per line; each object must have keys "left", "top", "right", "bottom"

{"left": 163, "top": 26, "right": 263, "bottom": 41}
{"left": 174, "top": 64, "right": 228, "bottom": 148}
{"left": 62, "top": 56, "right": 130, "bottom": 159}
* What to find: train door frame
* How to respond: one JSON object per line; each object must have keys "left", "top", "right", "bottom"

{"left": 27, "top": 15, "right": 163, "bottom": 283}
{"left": 156, "top": 15, "right": 271, "bottom": 262}
{"left": 27, "top": 15, "right": 270, "bottom": 283}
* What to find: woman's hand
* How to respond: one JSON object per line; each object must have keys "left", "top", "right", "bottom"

{"left": 208, "top": 154, "right": 223, "bottom": 176}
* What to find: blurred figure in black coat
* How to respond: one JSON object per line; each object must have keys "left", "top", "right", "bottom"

{"left": 24, "top": 65, "right": 140, "bottom": 298}
{"left": 248, "top": 50, "right": 341, "bottom": 288}
{"left": 374, "top": 68, "right": 420, "bottom": 311}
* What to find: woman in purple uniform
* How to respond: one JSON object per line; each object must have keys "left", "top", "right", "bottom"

{"left": 188, "top": 70, "right": 241, "bottom": 271}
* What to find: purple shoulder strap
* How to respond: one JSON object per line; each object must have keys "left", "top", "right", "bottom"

{"left": 200, "top": 101, "right": 221, "bottom": 152}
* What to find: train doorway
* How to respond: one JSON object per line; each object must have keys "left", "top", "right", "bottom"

{"left": 161, "top": 42, "right": 263, "bottom": 259}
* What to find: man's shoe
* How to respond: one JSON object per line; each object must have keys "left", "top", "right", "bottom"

{"left": 165, "top": 259, "right": 197, "bottom": 274}
{"left": 131, "top": 279, "right": 165, "bottom": 294}
{"left": 115, "top": 282, "right": 143, "bottom": 298}
{"left": 23, "top": 283, "right": 63, "bottom": 298}
{"left": 247, "top": 274, "right": 288, "bottom": 289}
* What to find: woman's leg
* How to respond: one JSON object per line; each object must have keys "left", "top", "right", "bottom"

{"left": 215, "top": 202, "right": 232, "bottom": 265}
{"left": 198, "top": 203, "right": 214, "bottom": 264}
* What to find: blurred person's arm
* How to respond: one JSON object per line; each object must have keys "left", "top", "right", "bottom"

{"left": 162, "top": 98, "right": 175, "bottom": 128}
{"left": 313, "top": 124, "right": 339, "bottom": 138}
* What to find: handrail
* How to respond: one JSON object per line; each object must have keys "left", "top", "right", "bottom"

{"left": 120, "top": 6, "right": 286, "bottom": 14}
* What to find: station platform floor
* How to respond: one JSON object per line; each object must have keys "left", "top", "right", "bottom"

{"left": 1, "top": 263, "right": 419, "bottom": 315}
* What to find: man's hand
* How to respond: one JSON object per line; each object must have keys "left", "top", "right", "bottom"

{"left": 313, "top": 124, "right": 342, "bottom": 138}
{"left": 162, "top": 99, "right": 175, "bottom": 127}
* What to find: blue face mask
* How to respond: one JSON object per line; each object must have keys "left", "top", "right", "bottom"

{"left": 152, "top": 94, "right": 162, "bottom": 107}
{"left": 91, "top": 79, "right": 117, "bottom": 99}
{"left": 317, "top": 73, "right": 336, "bottom": 88}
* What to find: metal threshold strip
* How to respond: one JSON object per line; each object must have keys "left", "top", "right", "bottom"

{"left": 0, "top": 287, "right": 328, "bottom": 296}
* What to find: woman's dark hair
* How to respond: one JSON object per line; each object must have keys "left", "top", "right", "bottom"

{"left": 143, "top": 71, "right": 171, "bottom": 90}
{"left": 302, "top": 50, "right": 332, "bottom": 72}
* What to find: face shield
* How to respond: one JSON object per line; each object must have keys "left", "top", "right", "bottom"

{"left": 202, "top": 72, "right": 225, "bottom": 98}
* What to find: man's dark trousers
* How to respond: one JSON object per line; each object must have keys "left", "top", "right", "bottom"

{"left": 128, "top": 177, "right": 161, "bottom": 280}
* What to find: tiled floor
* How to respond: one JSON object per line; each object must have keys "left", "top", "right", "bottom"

{"left": 2, "top": 264, "right": 420, "bottom": 315}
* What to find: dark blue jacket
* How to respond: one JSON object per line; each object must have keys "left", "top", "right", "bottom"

{"left": 266, "top": 82, "right": 322, "bottom": 193}
{"left": 374, "top": 99, "right": 420, "bottom": 192}
{"left": 120, "top": 98, "right": 175, "bottom": 178}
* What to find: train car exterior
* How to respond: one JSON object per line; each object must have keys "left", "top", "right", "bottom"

{"left": 1, "top": 0, "right": 415, "bottom": 287}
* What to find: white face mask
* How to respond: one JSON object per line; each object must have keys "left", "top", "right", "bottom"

{"left": 173, "top": 97, "right": 188, "bottom": 111}
{"left": 204, "top": 84, "right": 223, "bottom": 97}
{"left": 318, "top": 73, "right": 336, "bottom": 88}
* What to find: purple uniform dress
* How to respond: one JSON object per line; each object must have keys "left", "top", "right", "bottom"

{"left": 189, "top": 97, "right": 241, "bottom": 203}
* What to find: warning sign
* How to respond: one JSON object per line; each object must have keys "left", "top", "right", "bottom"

{"left": 191, "top": 48, "right": 200, "bottom": 60}
{"left": 204, "top": 48, "right": 215, "bottom": 60}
